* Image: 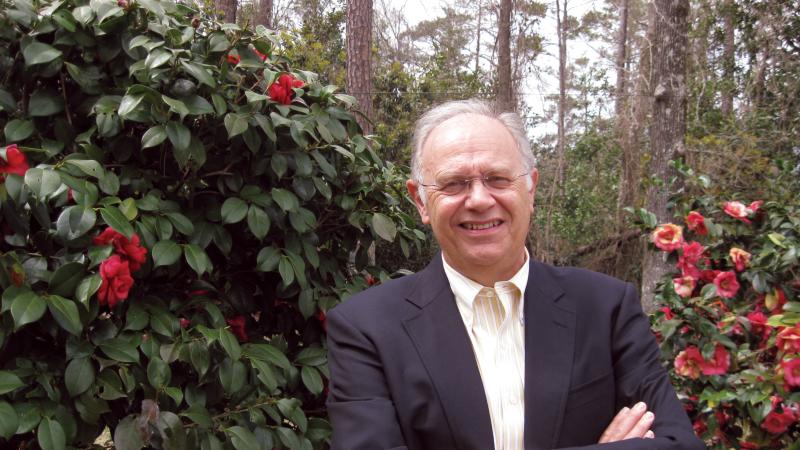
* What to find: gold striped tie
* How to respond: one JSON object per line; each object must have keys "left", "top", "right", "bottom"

{"left": 474, "top": 287, "right": 504, "bottom": 332}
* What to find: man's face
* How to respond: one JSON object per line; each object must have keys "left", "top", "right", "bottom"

{"left": 407, "top": 114, "right": 538, "bottom": 285}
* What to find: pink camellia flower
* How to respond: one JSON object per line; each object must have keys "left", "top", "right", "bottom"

{"left": 781, "top": 359, "right": 800, "bottom": 389}
{"left": 700, "top": 269, "right": 720, "bottom": 284}
{"left": 179, "top": 318, "right": 191, "bottom": 329}
{"left": 94, "top": 227, "right": 148, "bottom": 271}
{"left": 747, "top": 311, "right": 770, "bottom": 337}
{"left": 723, "top": 201, "right": 760, "bottom": 224}
{"left": 226, "top": 315, "right": 248, "bottom": 342}
{"left": 777, "top": 325, "right": 800, "bottom": 354}
{"left": 685, "top": 211, "right": 707, "bottom": 235}
{"left": 660, "top": 306, "right": 674, "bottom": 320}
{"left": 674, "top": 346, "right": 704, "bottom": 379}
{"left": 729, "top": 247, "right": 751, "bottom": 272}
{"left": 701, "top": 344, "right": 730, "bottom": 376}
{"left": 713, "top": 271, "right": 740, "bottom": 298}
{"left": 0, "top": 144, "right": 30, "bottom": 182}
{"left": 673, "top": 276, "right": 696, "bottom": 298}
{"left": 676, "top": 241, "right": 704, "bottom": 279}
{"left": 761, "top": 409, "right": 796, "bottom": 434}
{"left": 98, "top": 255, "right": 134, "bottom": 308}
{"left": 267, "top": 74, "right": 305, "bottom": 106}
{"left": 652, "top": 224, "right": 683, "bottom": 252}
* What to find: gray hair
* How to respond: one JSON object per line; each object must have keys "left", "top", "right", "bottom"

{"left": 410, "top": 99, "right": 535, "bottom": 185}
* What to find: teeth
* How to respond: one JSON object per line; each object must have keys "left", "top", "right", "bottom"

{"left": 463, "top": 221, "right": 500, "bottom": 230}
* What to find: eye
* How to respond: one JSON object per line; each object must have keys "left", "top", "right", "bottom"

{"left": 439, "top": 179, "right": 468, "bottom": 194}
{"left": 485, "top": 175, "right": 513, "bottom": 189}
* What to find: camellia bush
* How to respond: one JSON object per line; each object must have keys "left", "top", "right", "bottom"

{"left": 0, "top": 0, "right": 425, "bottom": 448}
{"left": 631, "top": 160, "right": 799, "bottom": 449}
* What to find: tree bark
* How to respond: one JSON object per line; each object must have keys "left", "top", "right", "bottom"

{"left": 555, "top": 0, "right": 567, "bottom": 186}
{"left": 346, "top": 0, "right": 374, "bottom": 134}
{"left": 216, "top": 0, "right": 237, "bottom": 23}
{"left": 640, "top": 0, "right": 690, "bottom": 313}
{"left": 255, "top": 0, "right": 273, "bottom": 28}
{"left": 475, "top": 0, "right": 483, "bottom": 76}
{"left": 721, "top": 0, "right": 735, "bottom": 116}
{"left": 496, "top": 0, "right": 514, "bottom": 111}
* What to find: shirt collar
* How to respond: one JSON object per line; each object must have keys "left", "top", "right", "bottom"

{"left": 443, "top": 249, "right": 530, "bottom": 328}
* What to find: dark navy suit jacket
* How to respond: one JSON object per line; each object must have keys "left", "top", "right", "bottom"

{"left": 326, "top": 255, "right": 705, "bottom": 449}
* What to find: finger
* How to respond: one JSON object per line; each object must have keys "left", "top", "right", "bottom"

{"left": 599, "top": 403, "right": 647, "bottom": 443}
{"left": 644, "top": 430, "right": 655, "bottom": 439}
{"left": 624, "top": 410, "right": 655, "bottom": 439}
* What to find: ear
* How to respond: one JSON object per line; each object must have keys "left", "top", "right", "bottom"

{"left": 406, "top": 179, "right": 431, "bottom": 225}
{"left": 527, "top": 168, "right": 539, "bottom": 213}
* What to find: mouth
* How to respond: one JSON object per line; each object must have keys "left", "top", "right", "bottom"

{"left": 460, "top": 220, "right": 503, "bottom": 231}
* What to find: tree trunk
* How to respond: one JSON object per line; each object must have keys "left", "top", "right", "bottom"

{"left": 720, "top": 0, "right": 735, "bottom": 116}
{"left": 640, "top": 0, "right": 690, "bottom": 313}
{"left": 555, "top": 0, "right": 568, "bottom": 186}
{"left": 255, "top": 0, "right": 273, "bottom": 28}
{"left": 216, "top": 0, "right": 237, "bottom": 23}
{"left": 496, "top": 0, "right": 514, "bottom": 111}
{"left": 346, "top": 0, "right": 374, "bottom": 134}
{"left": 614, "top": 0, "right": 630, "bottom": 225}
{"left": 475, "top": 0, "right": 482, "bottom": 76}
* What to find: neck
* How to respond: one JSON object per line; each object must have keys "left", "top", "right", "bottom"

{"left": 443, "top": 250, "right": 528, "bottom": 287}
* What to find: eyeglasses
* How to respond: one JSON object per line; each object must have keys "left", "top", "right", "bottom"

{"left": 419, "top": 172, "right": 530, "bottom": 196}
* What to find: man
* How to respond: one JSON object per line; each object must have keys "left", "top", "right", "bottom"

{"left": 326, "top": 100, "right": 704, "bottom": 450}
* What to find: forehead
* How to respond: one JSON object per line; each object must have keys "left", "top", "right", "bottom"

{"left": 420, "top": 114, "right": 521, "bottom": 175}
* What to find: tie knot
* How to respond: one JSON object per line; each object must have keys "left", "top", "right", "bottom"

{"left": 474, "top": 287, "right": 505, "bottom": 331}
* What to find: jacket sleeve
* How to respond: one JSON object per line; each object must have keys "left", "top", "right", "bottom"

{"left": 326, "top": 306, "right": 408, "bottom": 450}
{"left": 558, "top": 282, "right": 705, "bottom": 450}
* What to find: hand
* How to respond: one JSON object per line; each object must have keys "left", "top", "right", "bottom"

{"left": 598, "top": 401, "right": 655, "bottom": 443}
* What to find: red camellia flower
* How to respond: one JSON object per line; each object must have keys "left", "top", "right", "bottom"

{"left": 700, "top": 344, "right": 730, "bottom": 376}
{"left": 267, "top": 74, "right": 304, "bottom": 105}
{"left": 98, "top": 255, "right": 134, "bottom": 308}
{"left": 93, "top": 227, "right": 148, "bottom": 271}
{"left": 713, "top": 271, "right": 740, "bottom": 298}
{"left": 652, "top": 224, "right": 683, "bottom": 252}
{"left": 749, "top": 200, "right": 764, "bottom": 214}
{"left": 685, "top": 211, "right": 707, "bottom": 235}
{"left": 692, "top": 418, "right": 707, "bottom": 435}
{"left": 660, "top": 306, "right": 674, "bottom": 320}
{"left": 0, "top": 144, "right": 30, "bottom": 182}
{"left": 747, "top": 311, "right": 770, "bottom": 337}
{"left": 254, "top": 49, "right": 268, "bottom": 61}
{"left": 781, "top": 359, "right": 800, "bottom": 389}
{"left": 673, "top": 276, "right": 696, "bottom": 298}
{"left": 317, "top": 309, "right": 327, "bottom": 332}
{"left": 180, "top": 318, "right": 191, "bottom": 329}
{"left": 227, "top": 53, "right": 240, "bottom": 64}
{"left": 777, "top": 325, "right": 800, "bottom": 354}
{"left": 226, "top": 315, "right": 248, "bottom": 342}
{"left": 700, "top": 269, "right": 720, "bottom": 284}
{"left": 729, "top": 247, "right": 751, "bottom": 272}
{"left": 675, "top": 346, "right": 704, "bottom": 379}
{"left": 676, "top": 241, "right": 704, "bottom": 279}
{"left": 761, "top": 409, "right": 796, "bottom": 434}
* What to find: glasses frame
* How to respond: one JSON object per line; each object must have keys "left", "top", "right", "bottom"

{"left": 419, "top": 172, "right": 530, "bottom": 196}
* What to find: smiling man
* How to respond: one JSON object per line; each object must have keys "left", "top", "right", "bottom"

{"left": 326, "top": 100, "right": 704, "bottom": 450}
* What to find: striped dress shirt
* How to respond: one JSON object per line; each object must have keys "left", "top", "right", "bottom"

{"left": 443, "top": 253, "right": 528, "bottom": 450}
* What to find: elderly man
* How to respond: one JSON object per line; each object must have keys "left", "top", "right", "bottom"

{"left": 326, "top": 100, "right": 704, "bottom": 450}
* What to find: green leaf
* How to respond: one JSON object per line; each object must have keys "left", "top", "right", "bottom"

{"left": 98, "top": 171, "right": 120, "bottom": 196}
{"left": 76, "top": 275, "right": 102, "bottom": 309}
{"left": 166, "top": 121, "right": 191, "bottom": 151}
{"left": 271, "top": 154, "right": 288, "bottom": 178}
{"left": 56, "top": 206, "right": 96, "bottom": 240}
{"left": 47, "top": 295, "right": 83, "bottom": 336}
{"left": 145, "top": 49, "right": 171, "bottom": 70}
{"left": 0, "top": 371, "right": 24, "bottom": 395}
{"left": 11, "top": 291, "right": 46, "bottom": 329}
{"left": 117, "top": 94, "right": 144, "bottom": 118}
{"left": 0, "top": 401, "right": 19, "bottom": 439}
{"left": 23, "top": 42, "right": 62, "bottom": 66}
{"left": 64, "top": 159, "right": 104, "bottom": 178}
{"left": 100, "top": 207, "right": 135, "bottom": 239}
{"left": 65, "top": 358, "right": 94, "bottom": 397}
{"left": 184, "top": 244, "right": 211, "bottom": 276}
{"left": 147, "top": 358, "right": 171, "bottom": 388}
{"left": 276, "top": 427, "right": 301, "bottom": 450}
{"left": 371, "top": 213, "right": 397, "bottom": 241}
{"left": 162, "top": 95, "right": 190, "bottom": 120}
{"left": 256, "top": 246, "right": 281, "bottom": 272}
{"left": 219, "top": 328, "right": 241, "bottom": 360}
{"left": 768, "top": 232, "right": 787, "bottom": 248}
{"left": 165, "top": 212, "right": 194, "bottom": 235}
{"left": 271, "top": 188, "right": 298, "bottom": 212}
{"left": 189, "top": 341, "right": 210, "bottom": 377}
{"left": 224, "top": 113, "right": 249, "bottom": 138}
{"left": 218, "top": 359, "right": 246, "bottom": 395}
{"left": 180, "top": 61, "right": 216, "bottom": 87}
{"left": 246, "top": 206, "right": 270, "bottom": 240}
{"left": 25, "top": 168, "right": 62, "bottom": 200}
{"left": 0, "top": 89, "right": 16, "bottom": 112}
{"left": 28, "top": 90, "right": 64, "bottom": 117}
{"left": 242, "top": 343, "right": 292, "bottom": 370}
{"left": 278, "top": 257, "right": 295, "bottom": 286}
{"left": 99, "top": 337, "right": 140, "bottom": 363}
{"left": 295, "top": 347, "right": 326, "bottom": 366}
{"left": 4, "top": 119, "right": 35, "bottom": 142}
{"left": 245, "top": 90, "right": 268, "bottom": 102}
{"left": 152, "top": 240, "right": 181, "bottom": 267}
{"left": 221, "top": 197, "right": 248, "bottom": 224}
{"left": 113, "top": 416, "right": 144, "bottom": 450}
{"left": 227, "top": 426, "right": 258, "bottom": 450}
{"left": 37, "top": 417, "right": 66, "bottom": 450}
{"left": 301, "top": 366, "right": 323, "bottom": 395}
{"left": 142, "top": 125, "right": 168, "bottom": 149}
{"left": 49, "top": 262, "right": 85, "bottom": 298}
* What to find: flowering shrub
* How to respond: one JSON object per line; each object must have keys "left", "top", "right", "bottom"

{"left": 0, "top": 0, "right": 423, "bottom": 448}
{"left": 633, "top": 162, "right": 800, "bottom": 448}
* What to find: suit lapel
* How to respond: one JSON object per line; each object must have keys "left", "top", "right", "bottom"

{"left": 402, "top": 256, "right": 494, "bottom": 450}
{"left": 523, "top": 261, "right": 577, "bottom": 449}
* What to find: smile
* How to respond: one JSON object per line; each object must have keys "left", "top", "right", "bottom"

{"left": 461, "top": 221, "right": 502, "bottom": 230}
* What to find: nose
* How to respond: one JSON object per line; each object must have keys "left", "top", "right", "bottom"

{"left": 463, "top": 178, "right": 496, "bottom": 210}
